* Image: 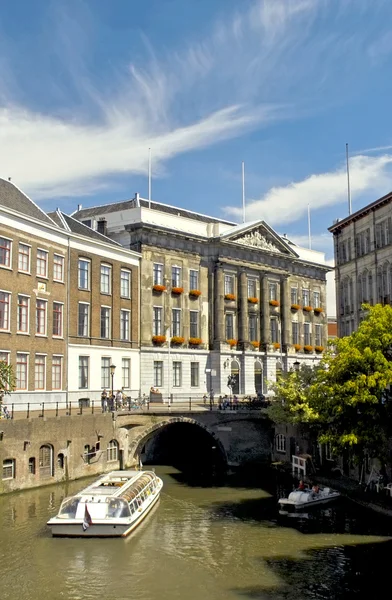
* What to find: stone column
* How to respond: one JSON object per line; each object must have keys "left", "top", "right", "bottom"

{"left": 261, "top": 275, "right": 270, "bottom": 346}
{"left": 214, "top": 264, "right": 225, "bottom": 345}
{"left": 280, "top": 277, "right": 291, "bottom": 349}
{"left": 238, "top": 269, "right": 248, "bottom": 346}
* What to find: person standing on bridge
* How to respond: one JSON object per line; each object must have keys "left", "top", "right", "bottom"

{"left": 101, "top": 389, "right": 108, "bottom": 413}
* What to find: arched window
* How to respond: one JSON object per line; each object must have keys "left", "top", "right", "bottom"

{"left": 254, "top": 361, "right": 263, "bottom": 394}
{"left": 107, "top": 439, "right": 119, "bottom": 462}
{"left": 57, "top": 453, "right": 64, "bottom": 469}
{"left": 39, "top": 445, "right": 54, "bottom": 477}
{"left": 275, "top": 434, "right": 286, "bottom": 453}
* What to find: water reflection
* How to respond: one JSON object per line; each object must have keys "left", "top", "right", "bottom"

{"left": 0, "top": 467, "right": 391, "bottom": 600}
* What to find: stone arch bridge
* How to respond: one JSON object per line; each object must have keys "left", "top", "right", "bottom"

{"left": 115, "top": 411, "right": 272, "bottom": 468}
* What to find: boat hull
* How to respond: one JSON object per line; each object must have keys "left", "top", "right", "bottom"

{"left": 278, "top": 493, "right": 340, "bottom": 512}
{"left": 49, "top": 487, "right": 160, "bottom": 537}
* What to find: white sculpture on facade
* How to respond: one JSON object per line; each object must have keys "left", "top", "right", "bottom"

{"left": 234, "top": 230, "right": 280, "bottom": 252}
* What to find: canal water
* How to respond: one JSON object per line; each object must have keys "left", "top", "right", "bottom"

{"left": 1, "top": 466, "right": 392, "bottom": 600}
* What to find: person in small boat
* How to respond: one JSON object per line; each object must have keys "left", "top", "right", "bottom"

{"left": 311, "top": 484, "right": 320, "bottom": 497}
{"left": 298, "top": 480, "right": 306, "bottom": 491}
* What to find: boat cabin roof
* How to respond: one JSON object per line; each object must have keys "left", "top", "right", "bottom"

{"left": 77, "top": 470, "right": 152, "bottom": 501}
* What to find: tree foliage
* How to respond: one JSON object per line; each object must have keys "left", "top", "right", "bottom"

{"left": 269, "top": 304, "right": 392, "bottom": 460}
{"left": 0, "top": 360, "right": 15, "bottom": 401}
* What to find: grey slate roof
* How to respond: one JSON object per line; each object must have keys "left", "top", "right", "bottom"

{"left": 74, "top": 196, "right": 235, "bottom": 226}
{"left": 47, "top": 210, "right": 121, "bottom": 247}
{"left": 0, "top": 178, "right": 56, "bottom": 225}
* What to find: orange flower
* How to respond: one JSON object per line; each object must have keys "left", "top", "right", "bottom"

{"left": 189, "top": 289, "right": 201, "bottom": 297}
{"left": 269, "top": 299, "right": 280, "bottom": 307}
{"left": 172, "top": 287, "right": 184, "bottom": 294}
{"left": 225, "top": 293, "right": 236, "bottom": 301}
{"left": 153, "top": 284, "right": 166, "bottom": 292}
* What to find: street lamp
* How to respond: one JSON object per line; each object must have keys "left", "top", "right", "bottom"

{"left": 110, "top": 364, "right": 116, "bottom": 398}
{"left": 293, "top": 360, "right": 300, "bottom": 372}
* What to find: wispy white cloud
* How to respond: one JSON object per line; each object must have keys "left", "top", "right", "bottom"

{"left": 225, "top": 154, "right": 392, "bottom": 226}
{"left": 0, "top": 0, "right": 389, "bottom": 201}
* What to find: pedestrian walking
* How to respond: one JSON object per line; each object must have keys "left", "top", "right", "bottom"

{"left": 101, "top": 389, "right": 108, "bottom": 413}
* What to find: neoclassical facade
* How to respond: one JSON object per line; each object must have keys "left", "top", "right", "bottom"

{"left": 74, "top": 195, "right": 330, "bottom": 398}
{"left": 329, "top": 190, "right": 392, "bottom": 337}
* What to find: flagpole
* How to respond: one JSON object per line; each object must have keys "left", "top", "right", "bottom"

{"left": 346, "top": 143, "right": 352, "bottom": 215}
{"left": 308, "top": 204, "right": 312, "bottom": 250}
{"left": 148, "top": 147, "right": 152, "bottom": 209}
{"left": 242, "top": 161, "right": 246, "bottom": 223}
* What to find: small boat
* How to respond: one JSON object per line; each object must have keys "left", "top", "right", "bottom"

{"left": 47, "top": 470, "right": 163, "bottom": 537}
{"left": 278, "top": 486, "right": 340, "bottom": 513}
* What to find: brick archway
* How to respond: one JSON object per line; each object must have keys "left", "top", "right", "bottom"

{"left": 128, "top": 416, "right": 228, "bottom": 466}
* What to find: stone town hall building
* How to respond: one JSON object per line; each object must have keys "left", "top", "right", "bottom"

{"left": 74, "top": 195, "right": 330, "bottom": 398}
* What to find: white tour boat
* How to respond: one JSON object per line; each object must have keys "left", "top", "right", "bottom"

{"left": 278, "top": 486, "right": 340, "bottom": 513}
{"left": 47, "top": 470, "right": 163, "bottom": 537}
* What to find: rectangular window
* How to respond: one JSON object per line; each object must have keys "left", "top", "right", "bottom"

{"left": 292, "top": 322, "right": 299, "bottom": 345}
{"left": 2, "top": 459, "right": 15, "bottom": 480}
{"left": 36, "top": 299, "right": 47, "bottom": 335}
{"left": 34, "top": 355, "right": 46, "bottom": 390}
{"left": 78, "top": 259, "right": 90, "bottom": 289}
{"left": 101, "top": 357, "right": 111, "bottom": 389}
{"left": 248, "top": 313, "right": 257, "bottom": 341}
{"left": 153, "top": 361, "right": 163, "bottom": 387}
{"left": 0, "top": 237, "right": 12, "bottom": 268}
{"left": 78, "top": 303, "right": 89, "bottom": 337}
{"left": 269, "top": 282, "right": 278, "bottom": 301}
{"left": 270, "top": 318, "right": 279, "bottom": 343}
{"left": 53, "top": 302, "right": 63, "bottom": 337}
{"left": 36, "top": 249, "right": 48, "bottom": 277}
{"left": 100, "top": 307, "right": 111, "bottom": 338}
{"left": 18, "top": 243, "right": 30, "bottom": 273}
{"left": 304, "top": 323, "right": 311, "bottom": 346}
{"left": 16, "top": 353, "right": 28, "bottom": 390}
{"left": 172, "top": 309, "right": 181, "bottom": 337}
{"left": 120, "top": 269, "right": 131, "bottom": 298}
{"left": 120, "top": 310, "right": 130, "bottom": 341}
{"left": 0, "top": 351, "right": 10, "bottom": 389}
{"left": 0, "top": 292, "right": 10, "bottom": 331}
{"left": 313, "top": 291, "right": 321, "bottom": 309}
{"left": 17, "top": 295, "right": 29, "bottom": 333}
{"left": 100, "top": 264, "right": 111, "bottom": 294}
{"left": 52, "top": 357, "right": 62, "bottom": 390}
{"left": 302, "top": 289, "right": 310, "bottom": 306}
{"left": 172, "top": 266, "right": 181, "bottom": 287}
{"left": 173, "top": 362, "right": 182, "bottom": 387}
{"left": 122, "top": 358, "right": 130, "bottom": 389}
{"left": 53, "top": 254, "right": 64, "bottom": 282}
{"left": 247, "top": 278, "right": 257, "bottom": 298}
{"left": 78, "top": 356, "right": 89, "bottom": 389}
{"left": 224, "top": 274, "right": 235, "bottom": 295}
{"left": 291, "top": 287, "right": 298, "bottom": 304}
{"left": 153, "top": 263, "right": 163, "bottom": 285}
{"left": 153, "top": 307, "right": 163, "bottom": 336}
{"left": 190, "top": 311, "right": 199, "bottom": 338}
{"left": 190, "top": 269, "right": 199, "bottom": 290}
{"left": 191, "top": 362, "right": 199, "bottom": 387}
{"left": 315, "top": 324, "right": 322, "bottom": 347}
{"left": 225, "top": 313, "right": 234, "bottom": 340}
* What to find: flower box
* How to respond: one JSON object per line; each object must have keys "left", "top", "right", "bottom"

{"left": 248, "top": 297, "right": 258, "bottom": 304}
{"left": 269, "top": 300, "right": 280, "bottom": 307}
{"left": 225, "top": 293, "right": 236, "bottom": 301}
{"left": 172, "top": 287, "right": 184, "bottom": 295}
{"left": 152, "top": 335, "right": 166, "bottom": 344}
{"left": 315, "top": 345, "right": 324, "bottom": 353}
{"left": 293, "top": 344, "right": 302, "bottom": 352}
{"left": 314, "top": 307, "right": 323, "bottom": 315}
{"left": 226, "top": 338, "right": 237, "bottom": 347}
{"left": 291, "top": 304, "right": 301, "bottom": 311}
{"left": 251, "top": 341, "right": 260, "bottom": 349}
{"left": 189, "top": 289, "right": 201, "bottom": 298}
{"left": 273, "top": 342, "right": 281, "bottom": 350}
{"left": 189, "top": 337, "right": 202, "bottom": 346}
{"left": 303, "top": 306, "right": 313, "bottom": 312}
{"left": 304, "top": 345, "right": 314, "bottom": 353}
{"left": 171, "top": 336, "right": 185, "bottom": 345}
{"left": 153, "top": 284, "right": 166, "bottom": 293}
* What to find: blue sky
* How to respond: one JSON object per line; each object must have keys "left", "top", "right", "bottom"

{"left": 1, "top": 0, "right": 392, "bottom": 259}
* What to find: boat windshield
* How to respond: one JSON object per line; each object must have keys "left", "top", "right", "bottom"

{"left": 58, "top": 496, "right": 80, "bottom": 519}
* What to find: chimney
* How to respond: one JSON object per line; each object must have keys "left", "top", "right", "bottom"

{"left": 77, "top": 204, "right": 82, "bottom": 212}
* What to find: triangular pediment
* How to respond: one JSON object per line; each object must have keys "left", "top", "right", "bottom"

{"left": 220, "top": 221, "right": 297, "bottom": 256}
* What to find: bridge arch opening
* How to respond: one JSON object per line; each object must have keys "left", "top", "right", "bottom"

{"left": 134, "top": 420, "right": 227, "bottom": 474}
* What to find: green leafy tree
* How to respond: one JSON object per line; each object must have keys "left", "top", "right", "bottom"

{"left": 269, "top": 304, "right": 392, "bottom": 461}
{"left": 0, "top": 360, "right": 15, "bottom": 403}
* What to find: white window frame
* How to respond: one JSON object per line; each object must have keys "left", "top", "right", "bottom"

{"left": 101, "top": 357, "right": 111, "bottom": 389}
{"left": 291, "top": 286, "right": 298, "bottom": 304}
{"left": 269, "top": 282, "right": 278, "bottom": 301}
{"left": 190, "top": 310, "right": 199, "bottom": 338}
{"left": 173, "top": 361, "right": 182, "bottom": 388}
{"left": 78, "top": 302, "right": 90, "bottom": 337}
{"left": 17, "top": 294, "right": 30, "bottom": 334}
{"left": 100, "top": 263, "right": 112, "bottom": 295}
{"left": 189, "top": 269, "right": 199, "bottom": 290}
{"left": 313, "top": 291, "right": 321, "bottom": 309}
{"left": 224, "top": 274, "right": 235, "bottom": 295}
{"left": 36, "top": 298, "right": 48, "bottom": 336}
{"left": 16, "top": 352, "right": 29, "bottom": 390}
{"left": 0, "top": 351, "right": 10, "bottom": 390}
{"left": 248, "top": 313, "right": 257, "bottom": 341}
{"left": 292, "top": 321, "right": 299, "bottom": 345}
{"left": 34, "top": 354, "right": 46, "bottom": 390}
{"left": 78, "top": 356, "right": 89, "bottom": 389}
{"left": 270, "top": 317, "right": 279, "bottom": 344}
{"left": 172, "top": 308, "right": 181, "bottom": 337}
{"left": 53, "top": 302, "right": 64, "bottom": 338}
{"left": 100, "top": 306, "right": 111, "bottom": 339}
{"left": 53, "top": 254, "right": 65, "bottom": 282}
{"left": 172, "top": 265, "right": 182, "bottom": 288}
{"left": 153, "top": 306, "right": 163, "bottom": 336}
{"left": 190, "top": 362, "right": 199, "bottom": 387}
{"left": 247, "top": 278, "right": 257, "bottom": 298}
{"left": 52, "top": 356, "right": 63, "bottom": 390}
{"left": 0, "top": 236, "right": 12, "bottom": 270}
{"left": 0, "top": 290, "right": 11, "bottom": 332}
{"left": 153, "top": 361, "right": 163, "bottom": 387}
{"left": 78, "top": 258, "right": 90, "bottom": 290}
{"left": 122, "top": 358, "right": 130, "bottom": 389}
{"left": 302, "top": 288, "right": 310, "bottom": 306}
{"left": 2, "top": 459, "right": 15, "bottom": 480}
{"left": 275, "top": 434, "right": 286, "bottom": 453}
{"left": 120, "top": 269, "right": 131, "bottom": 299}
{"left": 120, "top": 309, "right": 130, "bottom": 341}
{"left": 18, "top": 242, "right": 31, "bottom": 274}
{"left": 315, "top": 324, "right": 322, "bottom": 347}
{"left": 107, "top": 439, "right": 119, "bottom": 462}
{"left": 153, "top": 263, "right": 164, "bottom": 286}
{"left": 304, "top": 322, "right": 311, "bottom": 346}
{"left": 225, "top": 312, "right": 234, "bottom": 339}
{"left": 36, "top": 248, "right": 48, "bottom": 278}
